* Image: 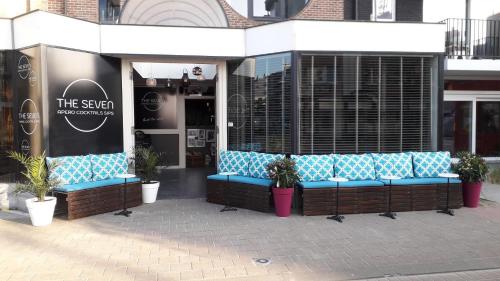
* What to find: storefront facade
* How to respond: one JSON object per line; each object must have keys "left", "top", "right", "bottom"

{"left": 0, "top": 0, "right": 499, "bottom": 201}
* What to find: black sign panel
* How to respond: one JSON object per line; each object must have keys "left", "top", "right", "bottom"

{"left": 13, "top": 47, "right": 44, "bottom": 156}
{"left": 46, "top": 47, "right": 123, "bottom": 157}
{"left": 134, "top": 87, "right": 177, "bottom": 129}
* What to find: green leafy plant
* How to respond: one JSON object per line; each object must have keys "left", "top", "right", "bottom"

{"left": 266, "top": 158, "right": 300, "bottom": 188}
{"left": 454, "top": 151, "right": 489, "bottom": 183}
{"left": 8, "top": 151, "right": 61, "bottom": 202}
{"left": 133, "top": 147, "right": 166, "bottom": 184}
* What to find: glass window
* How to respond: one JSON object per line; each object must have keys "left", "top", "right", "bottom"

{"left": 0, "top": 51, "right": 15, "bottom": 177}
{"left": 253, "top": 0, "right": 281, "bottom": 17}
{"left": 476, "top": 101, "right": 500, "bottom": 157}
{"left": 99, "top": 0, "right": 121, "bottom": 23}
{"left": 286, "top": 0, "right": 309, "bottom": 18}
{"left": 227, "top": 53, "right": 292, "bottom": 153}
{"left": 373, "top": 0, "right": 395, "bottom": 21}
{"left": 299, "top": 55, "right": 434, "bottom": 154}
{"left": 443, "top": 101, "right": 472, "bottom": 155}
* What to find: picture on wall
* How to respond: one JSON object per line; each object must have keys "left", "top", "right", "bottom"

{"left": 187, "top": 129, "right": 198, "bottom": 138}
{"left": 206, "top": 129, "right": 215, "bottom": 142}
{"left": 187, "top": 137, "right": 196, "bottom": 148}
{"left": 195, "top": 140, "right": 205, "bottom": 147}
{"left": 198, "top": 129, "right": 205, "bottom": 140}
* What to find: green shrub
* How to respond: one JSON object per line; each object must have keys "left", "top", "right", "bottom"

{"left": 266, "top": 158, "right": 300, "bottom": 188}
{"left": 488, "top": 168, "right": 500, "bottom": 184}
{"left": 454, "top": 151, "right": 489, "bottom": 183}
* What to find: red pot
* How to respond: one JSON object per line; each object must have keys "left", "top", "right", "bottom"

{"left": 272, "top": 187, "right": 294, "bottom": 217}
{"left": 462, "top": 182, "right": 482, "bottom": 208}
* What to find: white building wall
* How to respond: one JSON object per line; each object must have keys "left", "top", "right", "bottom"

{"left": 0, "top": 19, "right": 12, "bottom": 49}
{"left": 424, "top": 0, "right": 500, "bottom": 22}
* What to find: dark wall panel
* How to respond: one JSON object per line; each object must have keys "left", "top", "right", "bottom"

{"left": 46, "top": 47, "right": 123, "bottom": 157}
{"left": 357, "top": 0, "right": 372, "bottom": 20}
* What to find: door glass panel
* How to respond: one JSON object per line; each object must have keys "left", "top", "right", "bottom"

{"left": 476, "top": 101, "right": 500, "bottom": 156}
{"left": 443, "top": 101, "right": 472, "bottom": 155}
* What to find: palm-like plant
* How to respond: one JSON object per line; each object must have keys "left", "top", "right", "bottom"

{"left": 8, "top": 151, "right": 62, "bottom": 202}
{"left": 266, "top": 158, "right": 300, "bottom": 188}
{"left": 133, "top": 147, "right": 166, "bottom": 184}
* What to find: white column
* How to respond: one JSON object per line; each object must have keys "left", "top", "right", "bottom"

{"left": 216, "top": 61, "right": 228, "bottom": 155}
{"left": 121, "top": 60, "right": 135, "bottom": 156}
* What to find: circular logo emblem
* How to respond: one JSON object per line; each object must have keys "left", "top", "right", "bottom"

{"left": 29, "top": 70, "right": 37, "bottom": 87}
{"left": 17, "top": 55, "right": 31, "bottom": 80}
{"left": 227, "top": 94, "right": 247, "bottom": 130}
{"left": 21, "top": 139, "right": 31, "bottom": 155}
{"left": 18, "top": 99, "right": 40, "bottom": 135}
{"left": 141, "top": 92, "right": 166, "bottom": 112}
{"left": 56, "top": 79, "right": 114, "bottom": 133}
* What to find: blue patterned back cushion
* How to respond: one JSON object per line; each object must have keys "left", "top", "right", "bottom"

{"left": 217, "top": 151, "right": 250, "bottom": 176}
{"left": 372, "top": 153, "right": 414, "bottom": 179}
{"left": 412, "top": 151, "right": 451, "bottom": 178}
{"left": 46, "top": 155, "right": 92, "bottom": 185}
{"left": 334, "top": 154, "right": 376, "bottom": 181}
{"left": 291, "top": 154, "right": 334, "bottom": 182}
{"left": 249, "top": 152, "right": 285, "bottom": 179}
{"left": 90, "top": 152, "right": 128, "bottom": 181}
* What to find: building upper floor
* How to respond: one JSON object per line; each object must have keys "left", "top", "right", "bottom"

{"left": 0, "top": 0, "right": 498, "bottom": 26}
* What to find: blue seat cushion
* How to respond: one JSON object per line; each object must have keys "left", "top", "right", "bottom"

{"left": 372, "top": 152, "right": 414, "bottom": 179}
{"left": 300, "top": 180, "right": 384, "bottom": 189}
{"left": 411, "top": 151, "right": 451, "bottom": 178}
{"left": 217, "top": 151, "right": 251, "bottom": 176}
{"left": 90, "top": 152, "right": 128, "bottom": 181}
{"left": 46, "top": 155, "right": 92, "bottom": 185}
{"left": 207, "top": 174, "right": 271, "bottom": 187}
{"left": 380, "top": 177, "right": 461, "bottom": 186}
{"left": 55, "top": 177, "right": 141, "bottom": 192}
{"left": 291, "top": 154, "right": 334, "bottom": 182}
{"left": 333, "top": 154, "right": 376, "bottom": 181}
{"left": 248, "top": 152, "right": 284, "bottom": 179}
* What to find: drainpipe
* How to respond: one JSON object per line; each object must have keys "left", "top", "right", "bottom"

{"left": 64, "top": 0, "right": 67, "bottom": 15}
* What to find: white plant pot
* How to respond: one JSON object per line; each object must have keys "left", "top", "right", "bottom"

{"left": 142, "top": 182, "right": 160, "bottom": 204}
{"left": 25, "top": 196, "right": 57, "bottom": 227}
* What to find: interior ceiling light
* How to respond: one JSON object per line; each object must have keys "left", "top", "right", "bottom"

{"left": 192, "top": 66, "right": 205, "bottom": 81}
{"left": 146, "top": 63, "right": 157, "bottom": 87}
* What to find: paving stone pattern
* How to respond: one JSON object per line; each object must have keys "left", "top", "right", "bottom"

{"left": 1, "top": 199, "right": 500, "bottom": 281}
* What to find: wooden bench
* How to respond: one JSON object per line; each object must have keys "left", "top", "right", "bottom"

{"left": 54, "top": 182, "right": 142, "bottom": 220}
{"left": 300, "top": 183, "right": 463, "bottom": 216}
{"left": 206, "top": 179, "right": 272, "bottom": 213}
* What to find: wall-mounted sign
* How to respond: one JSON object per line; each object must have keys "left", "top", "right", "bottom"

{"left": 47, "top": 47, "right": 123, "bottom": 157}
{"left": 56, "top": 79, "right": 115, "bottom": 133}
{"left": 17, "top": 55, "right": 31, "bottom": 79}
{"left": 18, "top": 98, "right": 40, "bottom": 135}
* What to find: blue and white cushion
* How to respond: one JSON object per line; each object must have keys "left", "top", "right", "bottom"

{"left": 46, "top": 155, "right": 92, "bottom": 185}
{"left": 371, "top": 153, "right": 414, "bottom": 179}
{"left": 333, "top": 154, "right": 376, "bottom": 181}
{"left": 217, "top": 151, "right": 251, "bottom": 176}
{"left": 90, "top": 152, "right": 128, "bottom": 181}
{"left": 249, "top": 152, "right": 284, "bottom": 179}
{"left": 411, "top": 151, "right": 451, "bottom": 178}
{"left": 291, "top": 154, "right": 334, "bottom": 182}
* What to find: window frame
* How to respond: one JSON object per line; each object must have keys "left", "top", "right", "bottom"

{"left": 248, "top": 0, "right": 286, "bottom": 21}
{"left": 372, "top": 0, "right": 396, "bottom": 22}
{"left": 444, "top": 90, "right": 500, "bottom": 160}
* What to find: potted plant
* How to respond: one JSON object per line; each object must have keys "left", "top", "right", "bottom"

{"left": 133, "top": 147, "right": 166, "bottom": 204}
{"left": 8, "top": 151, "right": 61, "bottom": 226}
{"left": 266, "top": 158, "right": 300, "bottom": 217}
{"left": 454, "top": 151, "right": 489, "bottom": 208}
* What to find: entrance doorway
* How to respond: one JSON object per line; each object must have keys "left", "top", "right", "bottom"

{"left": 131, "top": 62, "right": 218, "bottom": 197}
{"left": 131, "top": 62, "right": 217, "bottom": 167}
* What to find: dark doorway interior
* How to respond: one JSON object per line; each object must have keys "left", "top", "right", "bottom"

{"left": 185, "top": 98, "right": 216, "bottom": 168}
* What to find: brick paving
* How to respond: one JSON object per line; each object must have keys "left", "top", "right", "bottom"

{"left": 1, "top": 199, "right": 500, "bottom": 281}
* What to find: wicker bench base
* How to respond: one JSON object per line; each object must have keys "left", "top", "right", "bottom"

{"left": 55, "top": 182, "right": 143, "bottom": 220}
{"left": 301, "top": 184, "right": 463, "bottom": 216}
{"left": 206, "top": 179, "right": 272, "bottom": 213}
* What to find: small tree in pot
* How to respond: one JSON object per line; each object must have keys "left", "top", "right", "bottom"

{"left": 8, "top": 151, "right": 62, "bottom": 226}
{"left": 133, "top": 147, "right": 166, "bottom": 204}
{"left": 454, "top": 151, "right": 489, "bottom": 208}
{"left": 266, "top": 158, "right": 300, "bottom": 217}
